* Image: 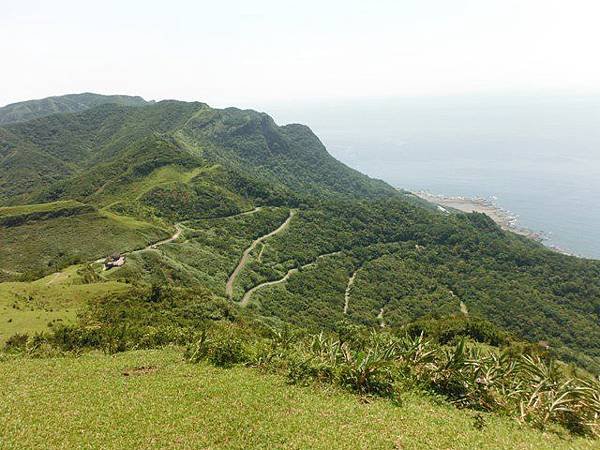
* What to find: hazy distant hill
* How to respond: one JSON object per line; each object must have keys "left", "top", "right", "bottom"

{"left": 0, "top": 92, "right": 149, "bottom": 125}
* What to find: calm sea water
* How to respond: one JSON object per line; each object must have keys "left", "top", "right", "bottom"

{"left": 265, "top": 95, "right": 600, "bottom": 259}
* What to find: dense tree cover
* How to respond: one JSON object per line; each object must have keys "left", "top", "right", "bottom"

{"left": 235, "top": 199, "right": 600, "bottom": 371}
{"left": 140, "top": 181, "right": 243, "bottom": 221}
{"left": 36, "top": 134, "right": 201, "bottom": 204}
{"left": 0, "top": 101, "right": 203, "bottom": 204}
{"left": 403, "top": 315, "right": 513, "bottom": 347}
{"left": 178, "top": 107, "right": 396, "bottom": 200}
{"left": 197, "top": 165, "right": 300, "bottom": 207}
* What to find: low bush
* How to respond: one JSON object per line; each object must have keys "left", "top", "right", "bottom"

{"left": 185, "top": 322, "right": 253, "bottom": 367}
{"left": 404, "top": 315, "right": 512, "bottom": 347}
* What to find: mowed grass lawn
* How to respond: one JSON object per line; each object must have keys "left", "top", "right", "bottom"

{"left": 0, "top": 349, "right": 595, "bottom": 449}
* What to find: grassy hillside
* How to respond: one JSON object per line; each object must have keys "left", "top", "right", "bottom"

{"left": 0, "top": 348, "right": 595, "bottom": 450}
{"left": 0, "top": 100, "right": 393, "bottom": 205}
{"left": 0, "top": 201, "right": 168, "bottom": 279}
{"left": 105, "top": 207, "right": 291, "bottom": 293}
{"left": 0, "top": 266, "right": 131, "bottom": 343}
{"left": 94, "top": 195, "right": 599, "bottom": 370}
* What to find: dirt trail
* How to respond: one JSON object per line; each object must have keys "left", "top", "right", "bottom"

{"left": 239, "top": 250, "right": 342, "bottom": 306}
{"left": 226, "top": 210, "right": 296, "bottom": 299}
{"left": 230, "top": 207, "right": 263, "bottom": 218}
{"left": 182, "top": 207, "right": 263, "bottom": 227}
{"left": 240, "top": 267, "right": 299, "bottom": 306}
{"left": 148, "top": 223, "right": 183, "bottom": 249}
{"left": 377, "top": 308, "right": 386, "bottom": 328}
{"left": 46, "top": 272, "right": 66, "bottom": 286}
{"left": 93, "top": 208, "right": 265, "bottom": 266}
{"left": 343, "top": 269, "right": 359, "bottom": 314}
{"left": 94, "top": 223, "right": 184, "bottom": 264}
{"left": 256, "top": 243, "right": 266, "bottom": 262}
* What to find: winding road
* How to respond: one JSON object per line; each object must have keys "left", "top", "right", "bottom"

{"left": 239, "top": 250, "right": 342, "bottom": 306}
{"left": 240, "top": 267, "right": 299, "bottom": 306}
{"left": 226, "top": 210, "right": 296, "bottom": 299}
{"left": 94, "top": 207, "right": 266, "bottom": 267}
{"left": 148, "top": 223, "right": 184, "bottom": 249}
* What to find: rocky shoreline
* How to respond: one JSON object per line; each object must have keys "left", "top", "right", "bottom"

{"left": 413, "top": 190, "right": 560, "bottom": 242}
{"left": 413, "top": 191, "right": 579, "bottom": 256}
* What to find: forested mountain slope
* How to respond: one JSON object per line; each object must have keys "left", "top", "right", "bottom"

{"left": 1, "top": 95, "right": 599, "bottom": 372}
{"left": 0, "top": 92, "right": 148, "bottom": 125}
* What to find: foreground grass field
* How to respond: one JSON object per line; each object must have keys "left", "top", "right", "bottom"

{"left": 0, "top": 348, "right": 595, "bottom": 449}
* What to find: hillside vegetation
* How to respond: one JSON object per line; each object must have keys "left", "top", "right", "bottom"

{"left": 0, "top": 200, "right": 167, "bottom": 280}
{"left": 2, "top": 285, "right": 599, "bottom": 443}
{"left": 1, "top": 97, "right": 599, "bottom": 369}
{"left": 1, "top": 94, "right": 600, "bottom": 447}
{"left": 0, "top": 265, "right": 131, "bottom": 343}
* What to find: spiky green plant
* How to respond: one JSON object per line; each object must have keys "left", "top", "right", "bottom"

{"left": 339, "top": 333, "right": 398, "bottom": 397}
{"left": 183, "top": 324, "right": 600, "bottom": 438}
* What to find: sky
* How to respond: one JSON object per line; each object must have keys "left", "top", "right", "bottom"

{"left": 2, "top": 0, "right": 600, "bottom": 108}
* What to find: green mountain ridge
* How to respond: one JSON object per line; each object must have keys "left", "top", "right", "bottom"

{"left": 0, "top": 92, "right": 149, "bottom": 125}
{"left": 1, "top": 94, "right": 599, "bottom": 375}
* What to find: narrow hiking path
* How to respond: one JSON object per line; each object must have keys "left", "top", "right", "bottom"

{"left": 226, "top": 210, "right": 296, "bottom": 299}
{"left": 343, "top": 269, "right": 359, "bottom": 314}
{"left": 94, "top": 223, "right": 185, "bottom": 264}
{"left": 29, "top": 207, "right": 268, "bottom": 284}
{"left": 256, "top": 243, "right": 266, "bottom": 262}
{"left": 148, "top": 223, "right": 184, "bottom": 249}
{"left": 240, "top": 267, "right": 299, "bottom": 306}
{"left": 239, "top": 250, "right": 343, "bottom": 306}
{"left": 181, "top": 207, "right": 263, "bottom": 227}
{"left": 377, "top": 308, "right": 386, "bottom": 328}
{"left": 93, "top": 207, "right": 264, "bottom": 266}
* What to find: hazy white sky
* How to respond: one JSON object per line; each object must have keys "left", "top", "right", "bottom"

{"left": 2, "top": 0, "right": 599, "bottom": 108}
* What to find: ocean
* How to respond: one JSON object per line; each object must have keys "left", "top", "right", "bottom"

{"left": 265, "top": 94, "right": 600, "bottom": 259}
